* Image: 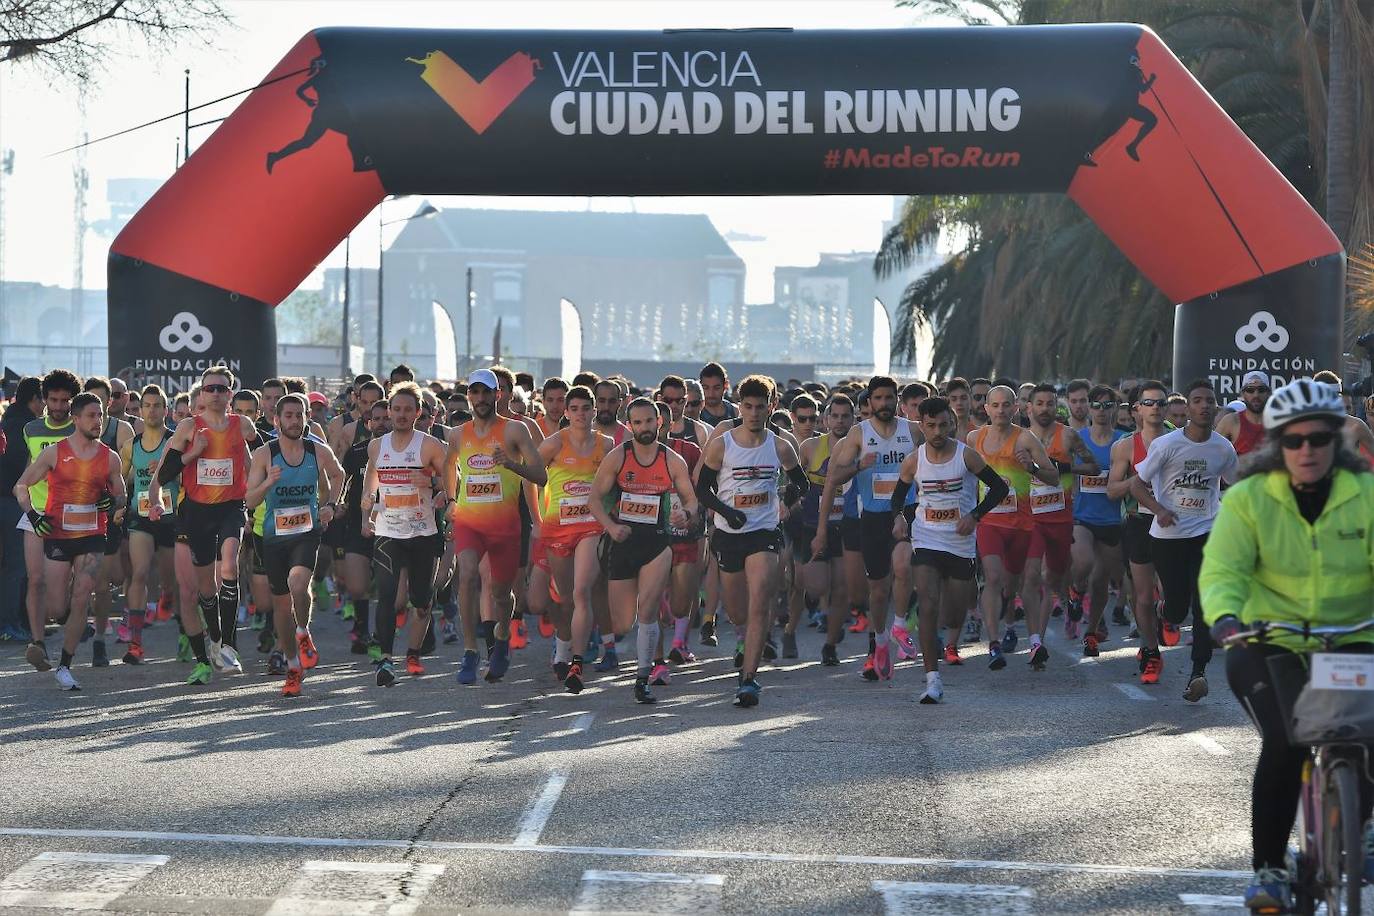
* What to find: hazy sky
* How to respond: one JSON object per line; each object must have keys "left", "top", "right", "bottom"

{"left": 0, "top": 0, "right": 947, "bottom": 304}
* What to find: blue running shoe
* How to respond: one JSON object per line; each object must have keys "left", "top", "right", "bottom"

{"left": 1001, "top": 627, "right": 1018, "bottom": 654}
{"left": 485, "top": 639, "right": 510, "bottom": 682}
{"left": 594, "top": 646, "right": 619, "bottom": 672}
{"left": 1243, "top": 867, "right": 1291, "bottom": 912}
{"left": 988, "top": 642, "right": 1007, "bottom": 670}
{"left": 457, "top": 649, "right": 479, "bottom": 685}
{"left": 734, "top": 678, "right": 761, "bottom": 708}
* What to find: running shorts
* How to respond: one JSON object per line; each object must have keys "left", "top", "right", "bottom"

{"left": 839, "top": 515, "right": 861, "bottom": 552}
{"left": 1123, "top": 514, "right": 1154, "bottom": 567}
{"left": 43, "top": 536, "right": 105, "bottom": 563}
{"left": 1075, "top": 521, "right": 1122, "bottom": 549}
{"left": 671, "top": 540, "right": 700, "bottom": 567}
{"left": 713, "top": 527, "right": 784, "bottom": 574}
{"left": 858, "top": 510, "right": 896, "bottom": 581}
{"left": 453, "top": 524, "right": 520, "bottom": 584}
{"left": 104, "top": 518, "right": 124, "bottom": 555}
{"left": 605, "top": 532, "right": 671, "bottom": 581}
{"left": 1028, "top": 520, "right": 1074, "bottom": 576}
{"left": 911, "top": 547, "right": 977, "bottom": 581}
{"left": 244, "top": 531, "right": 267, "bottom": 577}
{"left": 263, "top": 533, "right": 322, "bottom": 596}
{"left": 975, "top": 524, "right": 1031, "bottom": 575}
{"left": 544, "top": 526, "right": 601, "bottom": 559}
{"left": 176, "top": 499, "right": 246, "bottom": 567}
{"left": 128, "top": 517, "right": 176, "bottom": 550}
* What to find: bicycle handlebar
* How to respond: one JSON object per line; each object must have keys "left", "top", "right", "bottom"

{"left": 1224, "top": 618, "right": 1374, "bottom": 647}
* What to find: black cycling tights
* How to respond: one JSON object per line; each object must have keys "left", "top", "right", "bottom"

{"left": 372, "top": 535, "right": 440, "bottom": 655}
{"left": 1226, "top": 642, "right": 1373, "bottom": 871}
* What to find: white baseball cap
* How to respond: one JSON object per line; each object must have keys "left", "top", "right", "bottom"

{"left": 1241, "top": 370, "right": 1270, "bottom": 389}
{"left": 466, "top": 368, "right": 499, "bottom": 390}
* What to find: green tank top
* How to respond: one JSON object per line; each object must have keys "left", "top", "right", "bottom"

{"left": 23, "top": 415, "right": 76, "bottom": 512}
{"left": 131, "top": 431, "right": 177, "bottom": 518}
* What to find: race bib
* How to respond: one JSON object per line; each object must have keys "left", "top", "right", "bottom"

{"left": 618, "top": 491, "right": 660, "bottom": 525}
{"left": 558, "top": 495, "right": 591, "bottom": 526}
{"left": 921, "top": 504, "right": 960, "bottom": 530}
{"left": 733, "top": 489, "right": 771, "bottom": 510}
{"left": 828, "top": 500, "right": 845, "bottom": 523}
{"left": 62, "top": 502, "right": 99, "bottom": 532}
{"left": 1310, "top": 653, "right": 1374, "bottom": 691}
{"left": 1171, "top": 490, "right": 1212, "bottom": 517}
{"left": 1079, "top": 474, "right": 1108, "bottom": 495}
{"left": 381, "top": 485, "right": 420, "bottom": 511}
{"left": 871, "top": 472, "right": 898, "bottom": 501}
{"left": 135, "top": 488, "right": 169, "bottom": 518}
{"left": 988, "top": 477, "right": 1017, "bottom": 514}
{"left": 464, "top": 473, "right": 503, "bottom": 503}
{"left": 272, "top": 505, "right": 313, "bottom": 536}
{"left": 196, "top": 457, "right": 233, "bottom": 487}
{"left": 1030, "top": 482, "right": 1066, "bottom": 515}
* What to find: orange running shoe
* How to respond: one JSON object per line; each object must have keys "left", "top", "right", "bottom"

{"left": 510, "top": 619, "right": 529, "bottom": 650}
{"left": 537, "top": 614, "right": 555, "bottom": 639}
{"left": 405, "top": 653, "right": 425, "bottom": 676}
{"left": 282, "top": 668, "right": 302, "bottom": 697}
{"left": 1159, "top": 620, "right": 1181, "bottom": 647}
{"left": 847, "top": 611, "right": 869, "bottom": 634}
{"left": 1140, "top": 653, "right": 1163, "bottom": 685}
{"left": 396, "top": 608, "right": 408, "bottom": 630}
{"left": 943, "top": 643, "right": 962, "bottom": 666}
{"left": 156, "top": 593, "right": 175, "bottom": 622}
{"left": 297, "top": 630, "right": 319, "bottom": 670}
{"left": 122, "top": 641, "right": 145, "bottom": 665}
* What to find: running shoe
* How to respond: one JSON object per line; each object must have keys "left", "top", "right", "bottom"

{"left": 821, "top": 643, "right": 839, "bottom": 666}
{"left": 396, "top": 608, "right": 408, "bottom": 630}
{"left": 297, "top": 630, "right": 319, "bottom": 670}
{"left": 1067, "top": 596, "right": 1083, "bottom": 623}
{"left": 762, "top": 638, "right": 778, "bottom": 661}
{"left": 176, "top": 635, "right": 193, "bottom": 663}
{"left": 1243, "top": 867, "right": 1292, "bottom": 913}
{"left": 116, "top": 623, "right": 131, "bottom": 644}
{"left": 257, "top": 626, "right": 274, "bottom": 654}
{"left": 1111, "top": 604, "right": 1130, "bottom": 627}
{"left": 282, "top": 667, "right": 303, "bottom": 697}
{"left": 847, "top": 611, "right": 869, "bottom": 634}
{"left": 734, "top": 678, "right": 761, "bottom": 708}
{"left": 122, "top": 642, "right": 144, "bottom": 665}
{"left": 874, "top": 643, "right": 893, "bottom": 681}
{"left": 156, "top": 594, "right": 175, "bottom": 621}
{"left": 919, "top": 671, "right": 944, "bottom": 705}
{"left": 943, "top": 643, "right": 962, "bottom": 666}
{"left": 861, "top": 654, "right": 878, "bottom": 681}
{"left": 668, "top": 640, "right": 696, "bottom": 664}
{"left": 441, "top": 620, "right": 459, "bottom": 645}
{"left": 781, "top": 632, "right": 798, "bottom": 659}
{"left": 186, "top": 662, "right": 212, "bottom": 686}
{"left": 1183, "top": 674, "right": 1208, "bottom": 703}
{"left": 1140, "top": 652, "right": 1163, "bottom": 685}
{"left": 313, "top": 578, "right": 331, "bottom": 610}
{"left": 564, "top": 661, "right": 584, "bottom": 694}
{"left": 1001, "top": 627, "right": 1018, "bottom": 654}
{"left": 22, "top": 640, "right": 51, "bottom": 671}
{"left": 219, "top": 644, "right": 242, "bottom": 673}
{"left": 650, "top": 662, "right": 670, "bottom": 686}
{"left": 733, "top": 640, "right": 745, "bottom": 669}
{"left": 367, "top": 641, "right": 384, "bottom": 663}
{"left": 964, "top": 616, "right": 982, "bottom": 644}
{"left": 486, "top": 639, "right": 510, "bottom": 682}
{"left": 267, "top": 650, "right": 287, "bottom": 676}
{"left": 457, "top": 649, "right": 479, "bottom": 685}
{"left": 53, "top": 665, "right": 80, "bottom": 691}
{"left": 1029, "top": 643, "right": 1049, "bottom": 671}
{"left": 593, "top": 646, "right": 618, "bottom": 673}
{"left": 892, "top": 622, "right": 917, "bottom": 661}
{"left": 988, "top": 642, "right": 1007, "bottom": 670}
{"left": 349, "top": 632, "right": 369, "bottom": 655}
{"left": 1160, "top": 620, "right": 1181, "bottom": 647}
{"left": 537, "top": 614, "right": 555, "bottom": 639}
{"left": 92, "top": 641, "right": 109, "bottom": 667}
{"left": 208, "top": 639, "right": 227, "bottom": 671}
{"left": 699, "top": 618, "right": 718, "bottom": 647}
{"left": 634, "top": 676, "right": 656, "bottom": 704}
{"left": 509, "top": 620, "right": 528, "bottom": 651}
{"left": 406, "top": 652, "right": 425, "bottom": 676}
{"left": 374, "top": 657, "right": 396, "bottom": 687}
{"left": 341, "top": 601, "right": 355, "bottom": 622}
{"left": 553, "top": 660, "right": 570, "bottom": 681}
{"left": 1082, "top": 633, "right": 1100, "bottom": 658}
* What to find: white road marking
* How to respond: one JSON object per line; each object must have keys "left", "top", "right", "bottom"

{"left": 0, "top": 850, "right": 168, "bottom": 910}
{"left": 1178, "top": 893, "right": 1245, "bottom": 909}
{"left": 570, "top": 712, "right": 596, "bottom": 734}
{"left": 1115, "top": 683, "right": 1153, "bottom": 701}
{"left": 572, "top": 869, "right": 724, "bottom": 914}
{"left": 514, "top": 771, "right": 569, "bottom": 846}
{"left": 1184, "top": 733, "right": 1230, "bottom": 756}
{"left": 0, "top": 826, "right": 1252, "bottom": 880}
{"left": 264, "top": 860, "right": 443, "bottom": 916}
{"left": 874, "top": 879, "right": 1034, "bottom": 915}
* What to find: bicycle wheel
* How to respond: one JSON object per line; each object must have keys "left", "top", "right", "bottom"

{"left": 1321, "top": 760, "right": 1363, "bottom": 915}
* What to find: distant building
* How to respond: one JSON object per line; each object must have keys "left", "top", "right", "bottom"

{"left": 362, "top": 207, "right": 745, "bottom": 379}
{"left": 91, "top": 178, "right": 162, "bottom": 238}
{"left": 0, "top": 280, "right": 106, "bottom": 377}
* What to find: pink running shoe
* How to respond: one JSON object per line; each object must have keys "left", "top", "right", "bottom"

{"left": 892, "top": 622, "right": 917, "bottom": 661}
{"left": 116, "top": 623, "right": 132, "bottom": 645}
{"left": 667, "top": 640, "right": 696, "bottom": 664}
{"left": 649, "top": 662, "right": 671, "bottom": 686}
{"left": 874, "top": 643, "right": 893, "bottom": 680}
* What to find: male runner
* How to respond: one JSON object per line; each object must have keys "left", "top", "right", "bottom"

{"left": 1129, "top": 379, "right": 1237, "bottom": 702}
{"left": 246, "top": 394, "right": 344, "bottom": 697}
{"left": 697, "top": 375, "right": 806, "bottom": 708}
{"left": 1106, "top": 380, "right": 1170, "bottom": 684}
{"left": 1065, "top": 379, "right": 1092, "bottom": 432}
{"left": 121, "top": 385, "right": 179, "bottom": 665}
{"left": 149, "top": 365, "right": 261, "bottom": 685}
{"left": 257, "top": 379, "right": 286, "bottom": 437}
{"left": 588, "top": 398, "right": 698, "bottom": 704}
{"left": 944, "top": 377, "right": 976, "bottom": 442}
{"left": 535, "top": 385, "right": 610, "bottom": 693}
{"left": 445, "top": 370, "right": 545, "bottom": 685}
{"left": 1069, "top": 385, "right": 1127, "bottom": 656}
{"left": 361, "top": 382, "right": 449, "bottom": 686}
{"left": 659, "top": 374, "right": 710, "bottom": 446}
{"left": 658, "top": 392, "right": 704, "bottom": 667}
{"left": 684, "top": 380, "right": 705, "bottom": 423}
{"left": 85, "top": 376, "right": 134, "bottom": 667}
{"left": 13, "top": 392, "right": 124, "bottom": 690}
{"left": 698, "top": 362, "right": 739, "bottom": 427}
{"left": 969, "top": 378, "right": 992, "bottom": 426}
{"left": 969, "top": 386, "right": 1059, "bottom": 670}
{"left": 798, "top": 394, "right": 854, "bottom": 665}
{"left": 1215, "top": 371, "right": 1270, "bottom": 457}
{"left": 890, "top": 396, "right": 1009, "bottom": 703}
{"left": 781, "top": 393, "right": 821, "bottom": 658}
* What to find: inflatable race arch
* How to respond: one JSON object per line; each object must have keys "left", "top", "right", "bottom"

{"left": 109, "top": 24, "right": 1343, "bottom": 391}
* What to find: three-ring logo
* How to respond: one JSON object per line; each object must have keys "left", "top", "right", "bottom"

{"left": 1234, "top": 311, "right": 1290, "bottom": 354}
{"left": 159, "top": 312, "right": 214, "bottom": 354}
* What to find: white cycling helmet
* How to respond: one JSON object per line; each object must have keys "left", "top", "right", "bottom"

{"left": 1261, "top": 378, "right": 1346, "bottom": 431}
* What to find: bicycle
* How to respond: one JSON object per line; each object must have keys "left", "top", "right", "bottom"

{"left": 1223, "top": 619, "right": 1374, "bottom": 915}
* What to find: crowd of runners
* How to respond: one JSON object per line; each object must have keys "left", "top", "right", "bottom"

{"left": 3, "top": 360, "right": 1373, "bottom": 711}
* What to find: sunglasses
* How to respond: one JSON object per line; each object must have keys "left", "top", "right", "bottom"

{"left": 1136, "top": 397, "right": 1165, "bottom": 408}
{"left": 794, "top": 414, "right": 817, "bottom": 423}
{"left": 1242, "top": 386, "right": 1270, "bottom": 395}
{"left": 1279, "top": 430, "right": 1336, "bottom": 450}
{"left": 1089, "top": 400, "right": 1116, "bottom": 410}
{"left": 202, "top": 384, "right": 231, "bottom": 394}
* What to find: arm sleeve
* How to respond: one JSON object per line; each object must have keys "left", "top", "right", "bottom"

{"left": 890, "top": 477, "right": 912, "bottom": 514}
{"left": 972, "top": 465, "right": 1009, "bottom": 519}
{"left": 694, "top": 465, "right": 735, "bottom": 518}
{"left": 782, "top": 464, "right": 809, "bottom": 508}
{"left": 1198, "top": 486, "right": 1258, "bottom": 625}
{"left": 156, "top": 449, "right": 184, "bottom": 485}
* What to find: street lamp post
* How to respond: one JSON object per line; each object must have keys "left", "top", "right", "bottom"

{"left": 465, "top": 267, "right": 474, "bottom": 375}
{"left": 341, "top": 235, "right": 351, "bottom": 377}
{"left": 376, "top": 201, "right": 438, "bottom": 376}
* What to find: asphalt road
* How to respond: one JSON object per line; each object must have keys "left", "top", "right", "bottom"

{"left": 0, "top": 602, "right": 1357, "bottom": 914}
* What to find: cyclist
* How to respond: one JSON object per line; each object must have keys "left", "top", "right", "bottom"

{"left": 1200, "top": 378, "right": 1374, "bottom": 912}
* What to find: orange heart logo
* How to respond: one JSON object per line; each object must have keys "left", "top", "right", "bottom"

{"left": 407, "top": 51, "right": 538, "bottom": 135}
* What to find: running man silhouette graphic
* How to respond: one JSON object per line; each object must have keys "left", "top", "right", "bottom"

{"left": 1124, "top": 64, "right": 1158, "bottom": 162}
{"left": 266, "top": 56, "right": 371, "bottom": 175}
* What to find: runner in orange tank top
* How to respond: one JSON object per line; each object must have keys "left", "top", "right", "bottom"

{"left": 1217, "top": 371, "right": 1271, "bottom": 456}
{"left": 14, "top": 392, "right": 124, "bottom": 691}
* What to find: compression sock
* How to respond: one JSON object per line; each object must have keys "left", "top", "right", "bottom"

{"left": 636, "top": 621, "right": 660, "bottom": 677}
{"left": 199, "top": 594, "right": 221, "bottom": 642}
{"left": 218, "top": 580, "right": 239, "bottom": 648}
